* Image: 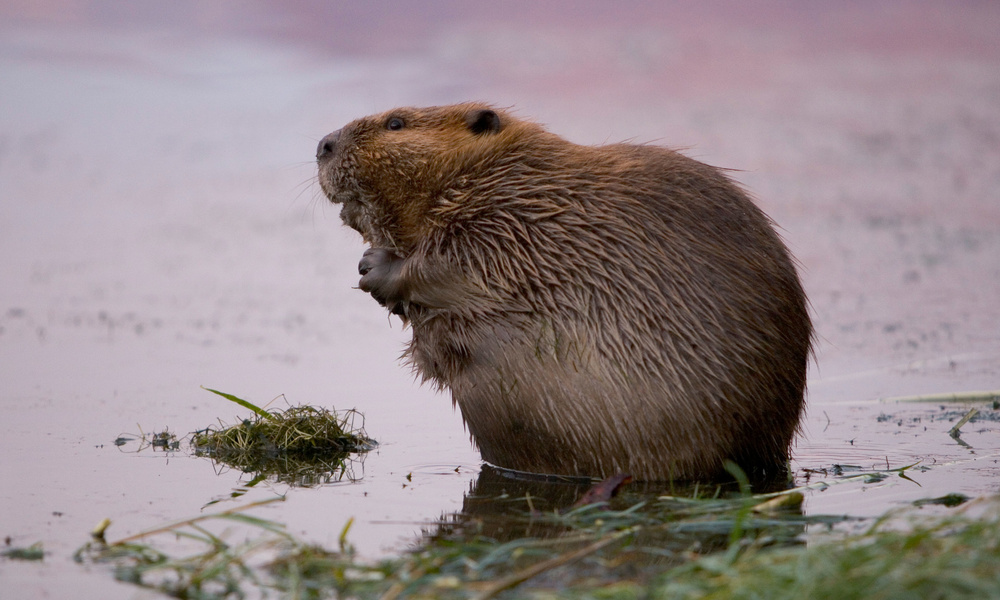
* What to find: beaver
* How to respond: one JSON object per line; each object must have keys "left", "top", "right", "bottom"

{"left": 316, "top": 102, "right": 811, "bottom": 481}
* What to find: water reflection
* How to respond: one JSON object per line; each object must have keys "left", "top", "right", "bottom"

{"left": 409, "top": 465, "right": 822, "bottom": 588}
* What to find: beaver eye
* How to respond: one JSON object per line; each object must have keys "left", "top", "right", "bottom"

{"left": 386, "top": 117, "right": 405, "bottom": 131}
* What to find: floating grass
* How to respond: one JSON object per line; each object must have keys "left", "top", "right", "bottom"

{"left": 114, "top": 389, "right": 376, "bottom": 486}
{"left": 192, "top": 405, "right": 374, "bottom": 458}
{"left": 192, "top": 401, "right": 376, "bottom": 487}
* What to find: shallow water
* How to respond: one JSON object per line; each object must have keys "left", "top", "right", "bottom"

{"left": 2, "top": 2, "right": 999, "bottom": 596}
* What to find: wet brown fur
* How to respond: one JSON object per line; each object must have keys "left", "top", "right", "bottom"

{"left": 317, "top": 102, "right": 811, "bottom": 481}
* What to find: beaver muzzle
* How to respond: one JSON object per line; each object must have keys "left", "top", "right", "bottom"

{"left": 316, "top": 129, "right": 341, "bottom": 162}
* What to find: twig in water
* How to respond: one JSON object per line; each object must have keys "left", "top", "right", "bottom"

{"left": 885, "top": 390, "right": 999, "bottom": 403}
{"left": 949, "top": 408, "right": 979, "bottom": 439}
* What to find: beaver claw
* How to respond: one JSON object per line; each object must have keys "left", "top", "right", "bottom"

{"left": 358, "top": 248, "right": 407, "bottom": 316}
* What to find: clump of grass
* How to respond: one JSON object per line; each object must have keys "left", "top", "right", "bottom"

{"left": 191, "top": 388, "right": 375, "bottom": 487}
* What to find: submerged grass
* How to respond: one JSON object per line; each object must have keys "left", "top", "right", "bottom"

{"left": 74, "top": 480, "right": 1000, "bottom": 599}
{"left": 2, "top": 543, "right": 45, "bottom": 561}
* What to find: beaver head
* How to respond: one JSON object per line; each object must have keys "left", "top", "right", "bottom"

{"left": 316, "top": 102, "right": 542, "bottom": 253}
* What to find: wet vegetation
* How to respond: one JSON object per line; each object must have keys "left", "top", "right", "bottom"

{"left": 73, "top": 483, "right": 1000, "bottom": 600}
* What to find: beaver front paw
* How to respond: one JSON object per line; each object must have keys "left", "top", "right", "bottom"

{"left": 358, "top": 247, "right": 407, "bottom": 316}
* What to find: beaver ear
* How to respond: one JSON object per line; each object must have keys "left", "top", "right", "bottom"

{"left": 466, "top": 109, "right": 502, "bottom": 135}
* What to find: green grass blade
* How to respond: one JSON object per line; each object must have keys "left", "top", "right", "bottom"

{"left": 201, "top": 387, "right": 274, "bottom": 421}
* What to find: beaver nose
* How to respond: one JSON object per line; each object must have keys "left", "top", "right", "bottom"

{"left": 316, "top": 129, "right": 341, "bottom": 161}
